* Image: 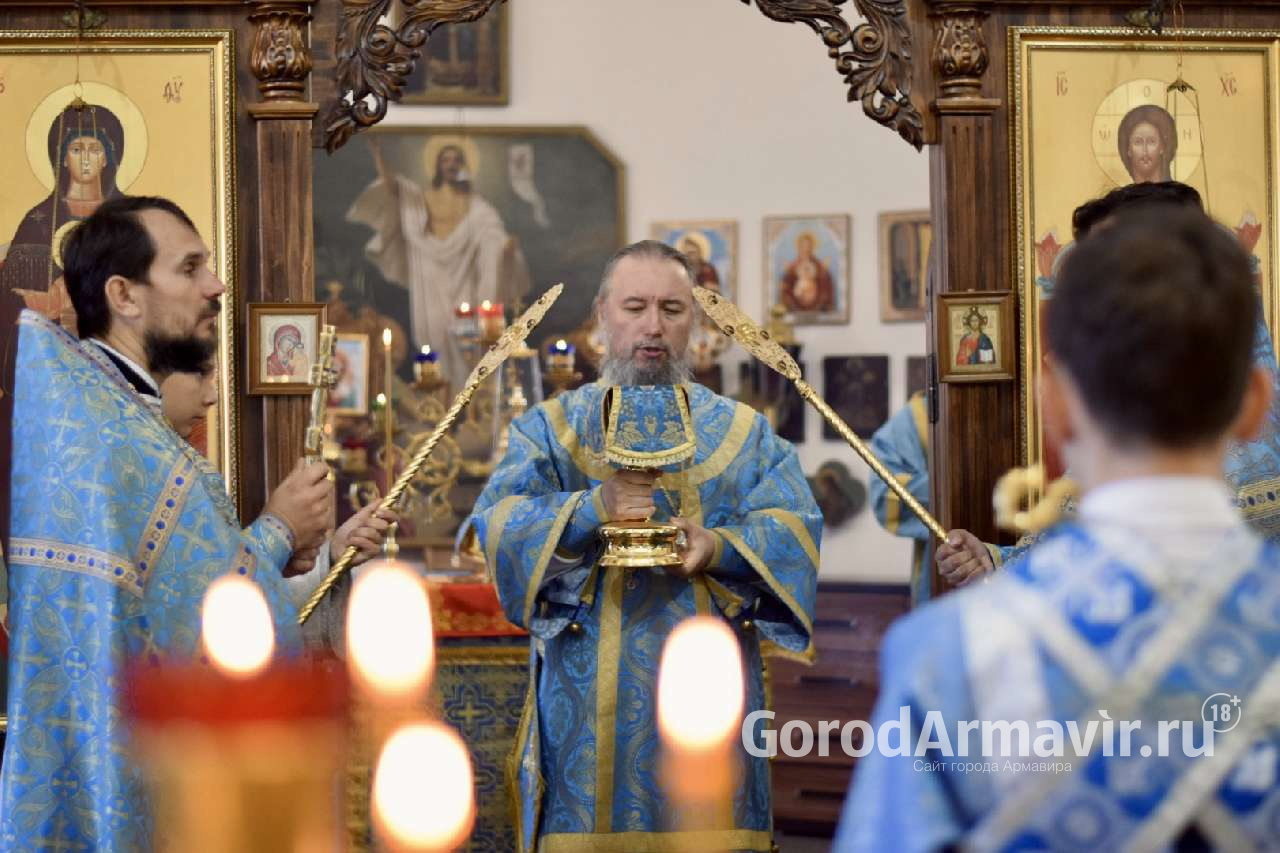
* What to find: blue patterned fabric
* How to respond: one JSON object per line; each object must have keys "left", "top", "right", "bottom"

{"left": 835, "top": 519, "right": 1280, "bottom": 852}
{"left": 467, "top": 382, "right": 820, "bottom": 853}
{"left": 0, "top": 311, "right": 302, "bottom": 851}
{"left": 869, "top": 392, "right": 934, "bottom": 604}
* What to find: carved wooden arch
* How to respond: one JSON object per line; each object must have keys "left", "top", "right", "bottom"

{"left": 323, "top": 0, "right": 923, "bottom": 151}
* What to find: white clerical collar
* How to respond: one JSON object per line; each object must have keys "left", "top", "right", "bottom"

{"left": 89, "top": 338, "right": 161, "bottom": 397}
{"left": 1079, "top": 475, "right": 1240, "bottom": 532}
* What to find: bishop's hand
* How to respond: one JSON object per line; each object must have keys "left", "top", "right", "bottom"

{"left": 600, "top": 469, "right": 656, "bottom": 521}
{"left": 936, "top": 529, "right": 994, "bottom": 587}
{"left": 668, "top": 516, "right": 715, "bottom": 579}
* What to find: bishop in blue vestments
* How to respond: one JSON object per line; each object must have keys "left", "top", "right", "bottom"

{"left": 467, "top": 241, "right": 820, "bottom": 852}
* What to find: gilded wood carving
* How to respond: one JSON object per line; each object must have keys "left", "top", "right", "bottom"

{"left": 744, "top": 0, "right": 923, "bottom": 148}
{"left": 325, "top": 0, "right": 921, "bottom": 151}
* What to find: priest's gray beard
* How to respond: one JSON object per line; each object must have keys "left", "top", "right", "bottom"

{"left": 599, "top": 336, "right": 693, "bottom": 387}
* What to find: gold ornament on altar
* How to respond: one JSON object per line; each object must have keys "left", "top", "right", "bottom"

{"left": 992, "top": 464, "right": 1078, "bottom": 534}
{"left": 597, "top": 384, "right": 696, "bottom": 569}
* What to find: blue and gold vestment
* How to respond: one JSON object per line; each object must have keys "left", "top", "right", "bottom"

{"left": 468, "top": 382, "right": 820, "bottom": 853}
{"left": 869, "top": 392, "right": 935, "bottom": 605}
{"left": 836, "top": 481, "right": 1280, "bottom": 851}
{"left": 1, "top": 311, "right": 303, "bottom": 851}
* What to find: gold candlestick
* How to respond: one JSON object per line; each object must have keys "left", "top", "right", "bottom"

{"left": 692, "top": 287, "right": 948, "bottom": 542}
{"left": 298, "top": 284, "right": 566, "bottom": 624}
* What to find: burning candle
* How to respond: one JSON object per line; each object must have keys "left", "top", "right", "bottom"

{"left": 657, "top": 615, "right": 744, "bottom": 835}
{"left": 413, "top": 345, "right": 442, "bottom": 387}
{"left": 126, "top": 575, "right": 348, "bottom": 852}
{"left": 202, "top": 574, "right": 274, "bottom": 677}
{"left": 346, "top": 560, "right": 435, "bottom": 702}
{"left": 545, "top": 338, "right": 575, "bottom": 372}
{"left": 477, "top": 299, "right": 506, "bottom": 342}
{"left": 372, "top": 720, "right": 475, "bottom": 852}
{"left": 453, "top": 302, "right": 478, "bottom": 343}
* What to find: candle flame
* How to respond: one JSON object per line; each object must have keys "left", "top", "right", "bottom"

{"left": 555, "top": 339, "right": 568, "bottom": 351}
{"left": 459, "top": 301, "right": 471, "bottom": 313}
{"left": 375, "top": 393, "right": 387, "bottom": 407}
{"left": 657, "top": 616, "right": 743, "bottom": 751}
{"left": 382, "top": 328, "right": 393, "bottom": 348}
{"left": 346, "top": 560, "right": 435, "bottom": 698}
{"left": 373, "top": 720, "right": 474, "bottom": 850}
{"left": 480, "top": 299, "right": 493, "bottom": 311}
{"left": 421, "top": 345, "right": 432, "bottom": 356}
{"left": 201, "top": 575, "right": 274, "bottom": 678}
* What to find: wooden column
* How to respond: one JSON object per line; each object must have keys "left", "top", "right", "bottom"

{"left": 248, "top": 0, "right": 318, "bottom": 502}
{"left": 925, "top": 1, "right": 1017, "bottom": 592}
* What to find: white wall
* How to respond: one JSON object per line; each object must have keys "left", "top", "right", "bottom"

{"left": 385, "top": 0, "right": 931, "bottom": 583}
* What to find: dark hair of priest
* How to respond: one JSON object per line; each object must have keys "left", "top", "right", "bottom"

{"left": 1048, "top": 207, "right": 1256, "bottom": 450}
{"left": 60, "top": 195, "right": 197, "bottom": 339}
{"left": 1071, "top": 180, "right": 1203, "bottom": 241}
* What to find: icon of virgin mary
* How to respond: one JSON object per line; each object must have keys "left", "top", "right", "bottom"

{"left": 1, "top": 100, "right": 128, "bottom": 322}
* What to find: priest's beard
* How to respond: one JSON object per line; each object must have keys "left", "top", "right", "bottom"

{"left": 600, "top": 337, "right": 692, "bottom": 387}
{"left": 145, "top": 330, "right": 217, "bottom": 377}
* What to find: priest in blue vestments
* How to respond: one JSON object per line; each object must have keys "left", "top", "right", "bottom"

{"left": 0, "top": 197, "right": 338, "bottom": 850}
{"left": 467, "top": 240, "right": 820, "bottom": 852}
{"left": 868, "top": 391, "right": 932, "bottom": 605}
{"left": 837, "top": 207, "right": 1280, "bottom": 850}
{"left": 938, "top": 180, "right": 1280, "bottom": 587}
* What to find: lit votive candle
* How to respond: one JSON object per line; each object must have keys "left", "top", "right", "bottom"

{"left": 414, "top": 345, "right": 441, "bottom": 384}
{"left": 477, "top": 299, "right": 506, "bottom": 341}
{"left": 346, "top": 559, "right": 435, "bottom": 707}
{"left": 545, "top": 338, "right": 575, "bottom": 372}
{"left": 453, "top": 302, "right": 478, "bottom": 340}
{"left": 372, "top": 720, "right": 475, "bottom": 852}
{"left": 126, "top": 575, "right": 348, "bottom": 853}
{"left": 657, "top": 615, "right": 744, "bottom": 835}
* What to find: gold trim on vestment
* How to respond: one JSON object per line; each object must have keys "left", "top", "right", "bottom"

{"left": 540, "top": 828, "right": 773, "bottom": 852}
{"left": 508, "top": 651, "right": 543, "bottom": 853}
{"left": 593, "top": 566, "right": 625, "bottom": 833}
{"left": 694, "top": 575, "right": 711, "bottom": 614}
{"left": 524, "top": 499, "right": 581, "bottom": 627}
{"left": 684, "top": 401, "right": 757, "bottom": 484}
{"left": 485, "top": 495, "right": 522, "bottom": 586}
{"left": 134, "top": 457, "right": 195, "bottom": 570}
{"left": 883, "top": 472, "right": 913, "bottom": 535}
{"left": 546, "top": 398, "right": 612, "bottom": 480}
{"left": 704, "top": 575, "right": 745, "bottom": 619}
{"left": 909, "top": 391, "right": 928, "bottom": 450}
{"left": 9, "top": 538, "right": 142, "bottom": 596}
{"left": 717, "top": 528, "right": 814, "bottom": 663}
{"left": 757, "top": 508, "right": 820, "bottom": 568}
{"left": 548, "top": 394, "right": 758, "bottom": 490}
